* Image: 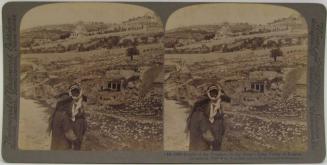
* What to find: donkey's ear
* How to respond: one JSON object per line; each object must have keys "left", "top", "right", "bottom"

{"left": 221, "top": 94, "right": 231, "bottom": 103}
{"left": 82, "top": 95, "right": 88, "bottom": 102}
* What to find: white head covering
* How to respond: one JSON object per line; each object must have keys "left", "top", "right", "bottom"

{"left": 206, "top": 85, "right": 222, "bottom": 123}
{"left": 69, "top": 84, "right": 83, "bottom": 121}
{"left": 69, "top": 84, "right": 82, "bottom": 100}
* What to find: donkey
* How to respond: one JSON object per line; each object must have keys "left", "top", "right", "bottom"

{"left": 186, "top": 84, "right": 231, "bottom": 151}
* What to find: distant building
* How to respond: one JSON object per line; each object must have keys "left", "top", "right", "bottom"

{"left": 70, "top": 21, "right": 88, "bottom": 39}
{"left": 249, "top": 81, "right": 265, "bottom": 93}
{"left": 30, "top": 71, "right": 48, "bottom": 83}
{"left": 119, "top": 12, "right": 162, "bottom": 33}
{"left": 265, "top": 23, "right": 289, "bottom": 32}
{"left": 214, "top": 24, "right": 233, "bottom": 39}
{"left": 32, "top": 84, "right": 55, "bottom": 98}
{"left": 223, "top": 41, "right": 244, "bottom": 52}
{"left": 33, "top": 38, "right": 51, "bottom": 45}
{"left": 178, "top": 38, "right": 196, "bottom": 46}
{"left": 137, "top": 43, "right": 163, "bottom": 65}
{"left": 244, "top": 71, "right": 282, "bottom": 93}
{"left": 265, "top": 14, "right": 307, "bottom": 32}
{"left": 97, "top": 69, "right": 140, "bottom": 105}
{"left": 100, "top": 69, "right": 139, "bottom": 91}
{"left": 250, "top": 24, "right": 268, "bottom": 34}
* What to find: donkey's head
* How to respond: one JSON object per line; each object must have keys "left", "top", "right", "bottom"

{"left": 206, "top": 84, "right": 231, "bottom": 103}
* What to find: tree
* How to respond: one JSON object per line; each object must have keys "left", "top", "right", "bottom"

{"left": 108, "top": 36, "right": 120, "bottom": 46}
{"left": 78, "top": 44, "right": 85, "bottom": 52}
{"left": 133, "top": 38, "right": 139, "bottom": 46}
{"left": 222, "top": 44, "right": 229, "bottom": 52}
{"left": 164, "top": 41, "right": 177, "bottom": 48}
{"left": 59, "top": 32, "right": 71, "bottom": 40}
{"left": 141, "top": 36, "right": 148, "bottom": 44}
{"left": 270, "top": 48, "right": 283, "bottom": 62}
{"left": 57, "top": 44, "right": 66, "bottom": 53}
{"left": 126, "top": 46, "right": 139, "bottom": 61}
{"left": 121, "top": 39, "right": 133, "bottom": 47}
{"left": 211, "top": 44, "right": 222, "bottom": 52}
{"left": 204, "top": 33, "right": 215, "bottom": 40}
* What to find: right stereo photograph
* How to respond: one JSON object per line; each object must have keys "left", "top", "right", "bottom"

{"left": 163, "top": 4, "right": 308, "bottom": 152}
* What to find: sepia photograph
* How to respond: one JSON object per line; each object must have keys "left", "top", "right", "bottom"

{"left": 16, "top": 1, "right": 311, "bottom": 153}
{"left": 163, "top": 4, "right": 308, "bottom": 152}
{"left": 19, "top": 3, "right": 164, "bottom": 151}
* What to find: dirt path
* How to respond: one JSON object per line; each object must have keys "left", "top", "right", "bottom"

{"left": 164, "top": 99, "right": 189, "bottom": 151}
{"left": 18, "top": 98, "right": 51, "bottom": 150}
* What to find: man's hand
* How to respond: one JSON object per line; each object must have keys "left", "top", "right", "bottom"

{"left": 202, "top": 130, "right": 215, "bottom": 142}
{"left": 64, "top": 129, "right": 77, "bottom": 142}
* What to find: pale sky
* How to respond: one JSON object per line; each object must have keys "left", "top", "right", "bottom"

{"left": 166, "top": 4, "right": 302, "bottom": 30}
{"left": 21, "top": 3, "right": 154, "bottom": 30}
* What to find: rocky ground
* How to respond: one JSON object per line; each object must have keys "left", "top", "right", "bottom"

{"left": 82, "top": 86, "right": 163, "bottom": 151}
{"left": 83, "top": 110, "right": 162, "bottom": 151}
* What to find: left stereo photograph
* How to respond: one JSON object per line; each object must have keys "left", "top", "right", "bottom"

{"left": 18, "top": 3, "right": 165, "bottom": 151}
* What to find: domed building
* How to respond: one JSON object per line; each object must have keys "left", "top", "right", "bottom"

{"left": 70, "top": 21, "right": 88, "bottom": 39}
{"left": 214, "top": 23, "right": 233, "bottom": 40}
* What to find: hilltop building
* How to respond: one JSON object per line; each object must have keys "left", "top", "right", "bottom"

{"left": 70, "top": 21, "right": 88, "bottom": 39}
{"left": 119, "top": 12, "right": 163, "bottom": 33}
{"left": 214, "top": 23, "right": 233, "bottom": 39}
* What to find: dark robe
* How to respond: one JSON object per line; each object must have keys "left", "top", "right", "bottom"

{"left": 203, "top": 105, "right": 225, "bottom": 151}
{"left": 72, "top": 112, "right": 87, "bottom": 150}
{"left": 50, "top": 95, "right": 77, "bottom": 150}
{"left": 187, "top": 97, "right": 226, "bottom": 151}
